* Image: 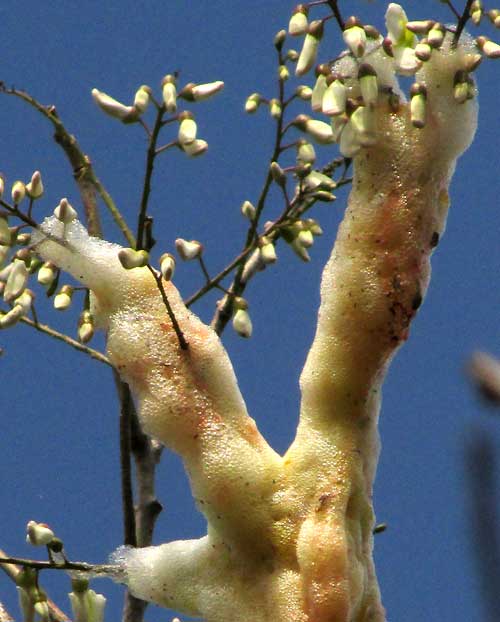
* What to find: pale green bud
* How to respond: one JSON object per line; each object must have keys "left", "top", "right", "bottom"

{"left": 350, "top": 105, "right": 377, "bottom": 147}
{"left": 11, "top": 180, "right": 26, "bottom": 204}
{"left": 278, "top": 65, "right": 290, "bottom": 82}
{"left": 16, "top": 232, "right": 31, "bottom": 246}
{"left": 26, "top": 170, "right": 44, "bottom": 199}
{"left": 296, "top": 85, "right": 312, "bottom": 100}
{"left": 54, "top": 285, "right": 74, "bottom": 310}
{"left": 159, "top": 253, "right": 176, "bottom": 280}
{"left": 410, "top": 83, "right": 427, "bottom": 128}
{"left": 453, "top": 70, "right": 469, "bottom": 103}
{"left": 118, "top": 248, "right": 149, "bottom": 269}
{"left": 487, "top": 9, "right": 500, "bottom": 28}
{"left": 161, "top": 75, "right": 177, "bottom": 113}
{"left": 286, "top": 49, "right": 299, "bottom": 61}
{"left": 288, "top": 5, "right": 309, "bottom": 36}
{"left": 34, "top": 600, "right": 50, "bottom": 621}
{"left": 296, "top": 20, "right": 323, "bottom": 76}
{"left": 321, "top": 78, "right": 346, "bottom": 116}
{"left": 270, "top": 161, "right": 287, "bottom": 187}
{"left": 54, "top": 198, "right": 77, "bottom": 223}
{"left": 296, "top": 140, "right": 316, "bottom": 165}
{"left": 470, "top": 0, "right": 483, "bottom": 25}
{"left": 260, "top": 241, "right": 277, "bottom": 264}
{"left": 175, "top": 238, "right": 203, "bottom": 260}
{"left": 290, "top": 238, "right": 310, "bottom": 261}
{"left": 0, "top": 216, "right": 11, "bottom": 246}
{"left": 245, "top": 93, "right": 261, "bottom": 113}
{"left": 477, "top": 36, "right": 500, "bottom": 58}
{"left": 241, "top": 200, "right": 256, "bottom": 221}
{"left": 78, "top": 310, "right": 95, "bottom": 343}
{"left": 298, "top": 229, "right": 314, "bottom": 248}
{"left": 304, "top": 170, "right": 336, "bottom": 191}
{"left": 133, "top": 85, "right": 151, "bottom": 114}
{"left": 358, "top": 64, "right": 379, "bottom": 105}
{"left": 269, "top": 98, "right": 282, "bottom": 119}
{"left": 311, "top": 73, "right": 327, "bottom": 112}
{"left": 178, "top": 113, "right": 197, "bottom": 146}
{"left": 274, "top": 29, "right": 287, "bottom": 50}
{"left": 3, "top": 259, "right": 28, "bottom": 302}
{"left": 38, "top": 261, "right": 57, "bottom": 286}
{"left": 304, "top": 218, "right": 323, "bottom": 235}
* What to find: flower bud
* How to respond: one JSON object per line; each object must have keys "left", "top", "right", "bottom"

{"left": 133, "top": 85, "right": 151, "bottom": 114}
{"left": 427, "top": 22, "right": 445, "bottom": 48}
{"left": 15, "top": 289, "right": 35, "bottom": 313}
{"left": 159, "top": 253, "right": 176, "bottom": 280}
{"left": 294, "top": 115, "right": 335, "bottom": 144}
{"left": 311, "top": 73, "right": 327, "bottom": 112}
{"left": 16, "top": 232, "right": 31, "bottom": 246}
{"left": 118, "top": 248, "right": 149, "bottom": 269}
{"left": 350, "top": 105, "right": 376, "bottom": 147}
{"left": 415, "top": 39, "right": 432, "bottom": 62}
{"left": 78, "top": 310, "right": 95, "bottom": 343}
{"left": 4, "top": 259, "right": 28, "bottom": 302}
{"left": 296, "top": 140, "right": 316, "bottom": 165}
{"left": 298, "top": 229, "right": 314, "bottom": 248}
{"left": 241, "top": 248, "right": 264, "bottom": 282}
{"left": 343, "top": 16, "right": 366, "bottom": 57}
{"left": 304, "top": 170, "right": 336, "bottom": 191}
{"left": 0, "top": 245, "right": 9, "bottom": 266}
{"left": 54, "top": 198, "right": 77, "bottom": 223}
{"left": 470, "top": 0, "right": 483, "bottom": 25}
{"left": 453, "top": 70, "right": 470, "bottom": 103}
{"left": 296, "top": 85, "right": 312, "bottom": 100}
{"left": 245, "top": 93, "right": 261, "bottom": 113}
{"left": 26, "top": 171, "right": 44, "bottom": 199}
{"left": 180, "top": 81, "right": 224, "bottom": 102}
{"left": 476, "top": 36, "right": 500, "bottom": 58}
{"left": 290, "top": 238, "right": 310, "bottom": 261}
{"left": 286, "top": 49, "right": 299, "bottom": 61}
{"left": 321, "top": 78, "right": 346, "bottom": 116}
{"left": 0, "top": 304, "right": 26, "bottom": 328}
{"left": 178, "top": 112, "right": 197, "bottom": 145}
{"left": 296, "top": 20, "right": 323, "bottom": 76}
{"left": 274, "top": 29, "right": 287, "bottom": 50}
{"left": 269, "top": 98, "right": 282, "bottom": 119}
{"left": 91, "top": 88, "right": 138, "bottom": 122}
{"left": 161, "top": 75, "right": 177, "bottom": 113}
{"left": 11, "top": 181, "right": 26, "bottom": 204}
{"left": 175, "top": 238, "right": 203, "bottom": 260}
{"left": 241, "top": 200, "right": 256, "bottom": 221}
{"left": 0, "top": 216, "right": 11, "bottom": 246}
{"left": 38, "top": 261, "right": 57, "bottom": 286}
{"left": 260, "top": 240, "right": 277, "bottom": 264}
{"left": 270, "top": 161, "right": 287, "bottom": 187}
{"left": 54, "top": 285, "right": 74, "bottom": 310}
{"left": 278, "top": 65, "right": 290, "bottom": 82}
{"left": 358, "top": 64, "right": 378, "bottom": 105}
{"left": 410, "top": 83, "right": 427, "bottom": 128}
{"left": 304, "top": 218, "right": 323, "bottom": 236}
{"left": 288, "top": 5, "right": 309, "bottom": 36}
{"left": 405, "top": 20, "right": 435, "bottom": 35}
{"left": 488, "top": 9, "right": 500, "bottom": 28}
{"left": 181, "top": 138, "right": 208, "bottom": 157}
{"left": 232, "top": 308, "right": 252, "bottom": 338}
{"left": 26, "top": 521, "right": 55, "bottom": 546}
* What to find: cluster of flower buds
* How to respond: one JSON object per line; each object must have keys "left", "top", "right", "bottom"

{"left": 92, "top": 85, "right": 151, "bottom": 123}
{"left": 0, "top": 252, "right": 33, "bottom": 328}
{"left": 231, "top": 296, "right": 252, "bottom": 338}
{"left": 69, "top": 577, "right": 106, "bottom": 622}
{"left": 280, "top": 218, "right": 323, "bottom": 262}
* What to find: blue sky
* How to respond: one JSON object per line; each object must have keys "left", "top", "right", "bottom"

{"left": 1, "top": 1, "right": 499, "bottom": 621}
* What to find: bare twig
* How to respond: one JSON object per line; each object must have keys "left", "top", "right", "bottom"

{"left": 19, "top": 317, "right": 111, "bottom": 366}
{"left": 326, "top": 0, "right": 345, "bottom": 31}
{"left": 452, "top": 0, "right": 474, "bottom": 44}
{"left": 0, "top": 84, "right": 135, "bottom": 246}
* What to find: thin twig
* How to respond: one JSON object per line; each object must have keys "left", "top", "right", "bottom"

{"left": 19, "top": 316, "right": 111, "bottom": 366}
{"left": 0, "top": 84, "right": 135, "bottom": 246}
{"left": 136, "top": 107, "right": 165, "bottom": 251}
{"left": 326, "top": 0, "right": 345, "bottom": 31}
{"left": 453, "top": 0, "right": 474, "bottom": 44}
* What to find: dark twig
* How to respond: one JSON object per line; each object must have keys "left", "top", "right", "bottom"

{"left": 116, "top": 379, "right": 137, "bottom": 548}
{"left": 326, "top": 0, "right": 345, "bottom": 31}
{"left": 453, "top": 0, "right": 474, "bottom": 44}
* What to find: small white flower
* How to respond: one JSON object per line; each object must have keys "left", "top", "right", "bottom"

{"left": 26, "top": 520, "right": 55, "bottom": 546}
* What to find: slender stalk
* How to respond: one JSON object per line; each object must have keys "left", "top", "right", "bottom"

{"left": 326, "top": 0, "right": 345, "bottom": 30}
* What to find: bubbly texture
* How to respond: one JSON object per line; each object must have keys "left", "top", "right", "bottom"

{"left": 34, "top": 8, "right": 477, "bottom": 621}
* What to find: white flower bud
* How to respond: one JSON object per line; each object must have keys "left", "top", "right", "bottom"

{"left": 296, "top": 20, "right": 323, "bottom": 76}
{"left": 298, "top": 229, "right": 314, "bottom": 248}
{"left": 189, "top": 81, "right": 224, "bottom": 101}
{"left": 26, "top": 171, "right": 44, "bottom": 199}
{"left": 322, "top": 78, "right": 347, "bottom": 116}
{"left": 470, "top": 0, "right": 483, "bottom": 25}
{"left": 26, "top": 521, "right": 55, "bottom": 546}
{"left": 358, "top": 64, "right": 379, "bottom": 105}
{"left": 350, "top": 105, "right": 377, "bottom": 147}
{"left": 175, "top": 238, "right": 203, "bottom": 260}
{"left": 488, "top": 9, "right": 500, "bottom": 28}
{"left": 290, "top": 238, "right": 310, "bottom": 261}
{"left": 269, "top": 98, "right": 282, "bottom": 119}
{"left": 241, "top": 200, "right": 256, "bottom": 221}
{"left": 241, "top": 248, "right": 264, "bottom": 282}
{"left": 339, "top": 119, "right": 361, "bottom": 157}
{"left": 4, "top": 259, "right": 28, "bottom": 302}
{"left": 288, "top": 5, "right": 309, "bottom": 36}
{"left": 38, "top": 261, "right": 57, "bottom": 286}
{"left": 54, "top": 285, "right": 74, "bottom": 310}
{"left": 270, "top": 161, "right": 286, "bottom": 187}
{"left": 133, "top": 85, "right": 151, "bottom": 114}
{"left": 415, "top": 40, "right": 432, "bottom": 62}
{"left": 11, "top": 181, "right": 26, "bottom": 204}
{"left": 181, "top": 138, "right": 208, "bottom": 157}
{"left": 178, "top": 114, "right": 197, "bottom": 146}
{"left": 296, "top": 85, "right": 312, "bottom": 100}
{"left": 159, "top": 253, "right": 176, "bottom": 280}
{"left": 232, "top": 308, "right": 252, "bottom": 338}
{"left": 0, "top": 304, "right": 26, "bottom": 328}
{"left": 162, "top": 75, "right": 177, "bottom": 113}
{"left": 117, "top": 248, "right": 149, "bottom": 269}
{"left": 427, "top": 23, "right": 445, "bottom": 49}
{"left": 343, "top": 17, "right": 366, "bottom": 58}
{"left": 301, "top": 117, "right": 335, "bottom": 144}
{"left": 54, "top": 198, "right": 77, "bottom": 223}
{"left": 405, "top": 20, "right": 435, "bottom": 35}
{"left": 304, "top": 218, "right": 323, "bottom": 236}
{"left": 91, "top": 88, "right": 138, "bottom": 122}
